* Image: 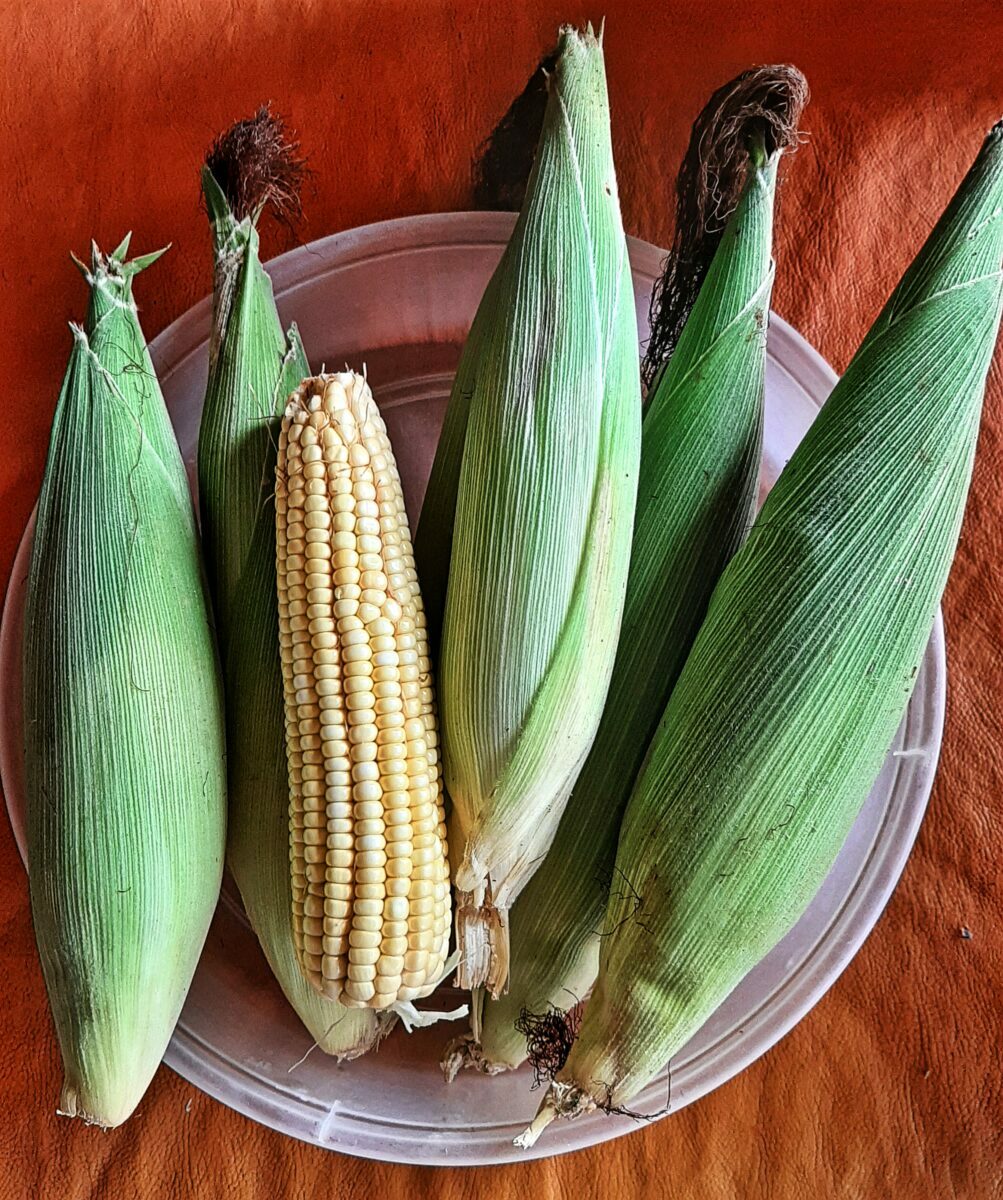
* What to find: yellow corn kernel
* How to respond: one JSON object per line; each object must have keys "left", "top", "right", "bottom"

{"left": 276, "top": 371, "right": 452, "bottom": 1010}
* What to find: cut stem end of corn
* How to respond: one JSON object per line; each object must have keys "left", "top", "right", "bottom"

{"left": 454, "top": 896, "right": 510, "bottom": 996}
{"left": 518, "top": 1084, "right": 595, "bottom": 1147}
{"left": 57, "top": 1083, "right": 129, "bottom": 1131}
{"left": 514, "top": 1083, "right": 595, "bottom": 1148}
{"left": 441, "top": 1032, "right": 511, "bottom": 1082}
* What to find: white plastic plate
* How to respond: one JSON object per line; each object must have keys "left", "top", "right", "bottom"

{"left": 0, "top": 213, "right": 944, "bottom": 1164}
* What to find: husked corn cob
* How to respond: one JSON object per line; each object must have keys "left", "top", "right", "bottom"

{"left": 277, "top": 372, "right": 454, "bottom": 1013}
{"left": 518, "top": 119, "right": 1003, "bottom": 1147}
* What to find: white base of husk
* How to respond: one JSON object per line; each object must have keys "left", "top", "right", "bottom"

{"left": 58, "top": 1082, "right": 129, "bottom": 1130}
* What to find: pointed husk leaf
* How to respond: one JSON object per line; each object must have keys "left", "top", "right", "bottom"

{"left": 434, "top": 24, "right": 642, "bottom": 994}
{"left": 24, "top": 246, "right": 227, "bottom": 1127}
{"left": 197, "top": 165, "right": 302, "bottom": 654}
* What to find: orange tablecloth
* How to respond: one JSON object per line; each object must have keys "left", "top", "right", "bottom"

{"left": 2, "top": 2, "right": 1001, "bottom": 1195}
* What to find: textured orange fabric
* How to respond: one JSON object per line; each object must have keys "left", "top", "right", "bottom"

{"left": 1, "top": 1, "right": 1001, "bottom": 1196}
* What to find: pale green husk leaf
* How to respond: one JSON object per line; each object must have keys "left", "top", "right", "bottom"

{"left": 478, "top": 143, "right": 778, "bottom": 1069}
{"left": 522, "top": 121, "right": 1003, "bottom": 1142}
{"left": 24, "top": 244, "right": 227, "bottom": 1127}
{"left": 435, "top": 24, "right": 642, "bottom": 993}
{"left": 226, "top": 474, "right": 386, "bottom": 1057}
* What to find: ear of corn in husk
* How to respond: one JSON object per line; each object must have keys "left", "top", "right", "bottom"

{"left": 198, "top": 112, "right": 384, "bottom": 1057}
{"left": 198, "top": 107, "right": 309, "bottom": 653}
{"left": 23, "top": 241, "right": 227, "bottom": 1128}
{"left": 276, "top": 371, "right": 465, "bottom": 1029}
{"left": 518, "top": 120, "right": 1003, "bottom": 1147}
{"left": 447, "top": 67, "right": 807, "bottom": 1077}
{"left": 424, "top": 23, "right": 642, "bottom": 997}
{"left": 416, "top": 43, "right": 557, "bottom": 646}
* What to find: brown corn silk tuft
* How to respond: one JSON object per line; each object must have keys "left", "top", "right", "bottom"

{"left": 204, "top": 105, "right": 307, "bottom": 227}
{"left": 642, "top": 64, "right": 808, "bottom": 391}
{"left": 516, "top": 1006, "right": 583, "bottom": 1088}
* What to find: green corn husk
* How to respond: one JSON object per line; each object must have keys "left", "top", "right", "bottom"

{"left": 23, "top": 240, "right": 227, "bottom": 1128}
{"left": 197, "top": 113, "right": 383, "bottom": 1057}
{"left": 198, "top": 124, "right": 305, "bottom": 653}
{"left": 427, "top": 25, "right": 642, "bottom": 996}
{"left": 518, "top": 120, "right": 1003, "bottom": 1147}
{"left": 450, "top": 68, "right": 806, "bottom": 1076}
